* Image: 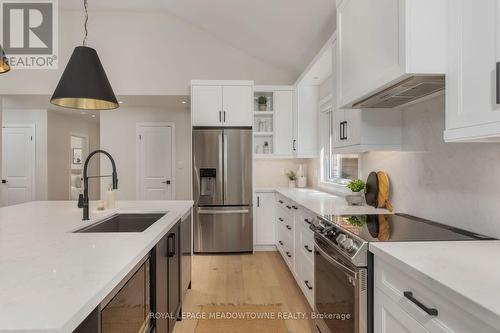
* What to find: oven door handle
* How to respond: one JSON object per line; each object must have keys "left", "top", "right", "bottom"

{"left": 314, "top": 240, "right": 358, "bottom": 278}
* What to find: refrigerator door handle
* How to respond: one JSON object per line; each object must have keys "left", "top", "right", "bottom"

{"left": 198, "top": 209, "right": 250, "bottom": 215}
{"left": 223, "top": 133, "right": 228, "bottom": 203}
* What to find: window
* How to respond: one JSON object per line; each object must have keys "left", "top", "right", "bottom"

{"left": 320, "top": 106, "right": 359, "bottom": 185}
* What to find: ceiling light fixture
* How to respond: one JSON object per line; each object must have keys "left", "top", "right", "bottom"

{"left": 0, "top": 45, "right": 10, "bottom": 74}
{"left": 50, "top": 0, "right": 118, "bottom": 110}
{"left": 181, "top": 101, "right": 187, "bottom": 104}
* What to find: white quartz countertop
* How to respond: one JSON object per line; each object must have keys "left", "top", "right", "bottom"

{"left": 0, "top": 200, "right": 193, "bottom": 333}
{"left": 271, "top": 188, "right": 390, "bottom": 216}
{"left": 370, "top": 241, "right": 500, "bottom": 327}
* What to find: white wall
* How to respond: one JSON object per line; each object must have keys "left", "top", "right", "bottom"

{"left": 0, "top": 10, "right": 295, "bottom": 96}
{"left": 100, "top": 106, "right": 191, "bottom": 200}
{"left": 319, "top": 75, "right": 333, "bottom": 100}
{"left": 361, "top": 95, "right": 500, "bottom": 238}
{"left": 2, "top": 108, "right": 48, "bottom": 201}
{"left": 47, "top": 111, "right": 100, "bottom": 200}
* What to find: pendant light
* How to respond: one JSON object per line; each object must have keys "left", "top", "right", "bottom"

{"left": 0, "top": 45, "right": 10, "bottom": 73}
{"left": 50, "top": 0, "right": 118, "bottom": 110}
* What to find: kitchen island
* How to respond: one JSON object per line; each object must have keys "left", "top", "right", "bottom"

{"left": 0, "top": 200, "right": 193, "bottom": 333}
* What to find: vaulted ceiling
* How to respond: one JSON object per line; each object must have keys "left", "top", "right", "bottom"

{"left": 61, "top": 0, "right": 336, "bottom": 77}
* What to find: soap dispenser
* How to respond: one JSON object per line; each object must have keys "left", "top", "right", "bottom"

{"left": 105, "top": 183, "right": 115, "bottom": 209}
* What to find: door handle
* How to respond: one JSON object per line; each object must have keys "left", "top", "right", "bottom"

{"left": 167, "top": 234, "right": 176, "bottom": 257}
{"left": 1, "top": 179, "right": 7, "bottom": 184}
{"left": 279, "top": 241, "right": 284, "bottom": 246}
{"left": 292, "top": 139, "right": 297, "bottom": 151}
{"left": 219, "top": 111, "right": 222, "bottom": 123}
{"left": 304, "top": 218, "right": 312, "bottom": 225}
{"left": 339, "top": 121, "right": 343, "bottom": 141}
{"left": 403, "top": 291, "right": 438, "bottom": 316}
{"left": 223, "top": 111, "right": 226, "bottom": 123}
{"left": 304, "top": 245, "right": 313, "bottom": 253}
{"left": 198, "top": 209, "right": 249, "bottom": 214}
{"left": 162, "top": 180, "right": 171, "bottom": 184}
{"left": 286, "top": 225, "right": 292, "bottom": 230}
{"left": 257, "top": 196, "right": 260, "bottom": 207}
{"left": 304, "top": 280, "right": 313, "bottom": 290}
{"left": 286, "top": 251, "right": 292, "bottom": 258}
{"left": 278, "top": 217, "right": 284, "bottom": 222}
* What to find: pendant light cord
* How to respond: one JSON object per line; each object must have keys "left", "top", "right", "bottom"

{"left": 83, "top": 0, "right": 88, "bottom": 46}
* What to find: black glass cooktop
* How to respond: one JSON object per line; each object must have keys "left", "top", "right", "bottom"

{"left": 321, "top": 214, "right": 493, "bottom": 242}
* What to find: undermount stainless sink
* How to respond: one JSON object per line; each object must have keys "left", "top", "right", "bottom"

{"left": 73, "top": 213, "right": 167, "bottom": 233}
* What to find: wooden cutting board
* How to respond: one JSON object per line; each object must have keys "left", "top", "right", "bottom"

{"left": 377, "top": 171, "right": 393, "bottom": 212}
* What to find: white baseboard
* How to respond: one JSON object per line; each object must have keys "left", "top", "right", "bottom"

{"left": 253, "top": 245, "right": 277, "bottom": 252}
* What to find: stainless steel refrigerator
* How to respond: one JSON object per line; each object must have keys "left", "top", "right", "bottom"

{"left": 193, "top": 127, "right": 253, "bottom": 253}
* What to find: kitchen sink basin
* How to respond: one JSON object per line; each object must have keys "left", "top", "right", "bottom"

{"left": 73, "top": 213, "right": 167, "bottom": 233}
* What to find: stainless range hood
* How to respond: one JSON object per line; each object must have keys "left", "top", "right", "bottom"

{"left": 351, "top": 75, "right": 445, "bottom": 109}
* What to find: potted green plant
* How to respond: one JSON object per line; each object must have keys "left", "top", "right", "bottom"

{"left": 257, "top": 96, "right": 268, "bottom": 111}
{"left": 345, "top": 179, "right": 366, "bottom": 206}
{"left": 286, "top": 170, "right": 298, "bottom": 188}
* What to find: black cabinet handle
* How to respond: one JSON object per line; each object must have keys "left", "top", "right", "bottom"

{"left": 219, "top": 111, "right": 222, "bottom": 123}
{"left": 339, "top": 121, "right": 343, "bottom": 141}
{"left": 497, "top": 62, "right": 500, "bottom": 104}
{"left": 305, "top": 280, "right": 313, "bottom": 290}
{"left": 223, "top": 111, "right": 226, "bottom": 122}
{"left": 257, "top": 196, "right": 260, "bottom": 207}
{"left": 286, "top": 205, "right": 292, "bottom": 209}
{"left": 286, "top": 252, "right": 292, "bottom": 258}
{"left": 167, "top": 234, "right": 176, "bottom": 257}
{"left": 292, "top": 206, "right": 298, "bottom": 210}
{"left": 279, "top": 240, "right": 284, "bottom": 246}
{"left": 278, "top": 217, "right": 284, "bottom": 222}
{"left": 278, "top": 200, "right": 284, "bottom": 204}
{"left": 340, "top": 121, "right": 348, "bottom": 140}
{"left": 286, "top": 225, "right": 292, "bottom": 230}
{"left": 304, "top": 245, "right": 313, "bottom": 253}
{"left": 304, "top": 218, "right": 312, "bottom": 225}
{"left": 403, "top": 291, "right": 438, "bottom": 316}
{"left": 1, "top": 179, "right": 7, "bottom": 184}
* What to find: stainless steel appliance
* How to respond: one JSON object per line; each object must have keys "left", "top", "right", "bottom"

{"left": 311, "top": 214, "right": 492, "bottom": 333}
{"left": 193, "top": 128, "right": 253, "bottom": 253}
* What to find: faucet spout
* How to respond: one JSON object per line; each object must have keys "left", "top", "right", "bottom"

{"left": 78, "top": 150, "right": 118, "bottom": 220}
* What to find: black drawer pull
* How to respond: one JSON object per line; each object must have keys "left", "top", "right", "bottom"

{"left": 305, "top": 280, "right": 313, "bottom": 290}
{"left": 286, "top": 252, "right": 292, "bottom": 258}
{"left": 304, "top": 245, "right": 313, "bottom": 253}
{"left": 403, "top": 291, "right": 438, "bottom": 316}
{"left": 278, "top": 217, "right": 284, "bottom": 222}
{"left": 286, "top": 225, "right": 292, "bottom": 230}
{"left": 278, "top": 200, "right": 284, "bottom": 204}
{"left": 279, "top": 240, "right": 284, "bottom": 246}
{"left": 292, "top": 206, "right": 298, "bottom": 210}
{"left": 286, "top": 205, "right": 292, "bottom": 209}
{"left": 304, "top": 218, "right": 312, "bottom": 225}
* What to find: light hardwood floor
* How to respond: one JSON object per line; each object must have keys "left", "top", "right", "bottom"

{"left": 173, "top": 251, "right": 315, "bottom": 333}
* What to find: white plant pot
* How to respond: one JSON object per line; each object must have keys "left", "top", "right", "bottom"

{"left": 288, "top": 180, "right": 296, "bottom": 189}
{"left": 345, "top": 193, "right": 364, "bottom": 206}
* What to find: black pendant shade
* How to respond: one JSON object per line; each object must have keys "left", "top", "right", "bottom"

{"left": 50, "top": 46, "right": 118, "bottom": 110}
{"left": 0, "top": 45, "right": 10, "bottom": 73}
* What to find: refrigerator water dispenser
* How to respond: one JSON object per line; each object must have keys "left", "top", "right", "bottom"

{"left": 200, "top": 168, "right": 216, "bottom": 196}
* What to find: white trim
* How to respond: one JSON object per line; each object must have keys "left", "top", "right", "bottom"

{"left": 1, "top": 124, "right": 36, "bottom": 205}
{"left": 254, "top": 85, "right": 294, "bottom": 92}
{"left": 319, "top": 94, "right": 334, "bottom": 108}
{"left": 295, "top": 32, "right": 337, "bottom": 86}
{"left": 136, "top": 122, "right": 176, "bottom": 200}
{"left": 253, "top": 245, "right": 278, "bottom": 252}
{"left": 190, "top": 80, "right": 254, "bottom": 86}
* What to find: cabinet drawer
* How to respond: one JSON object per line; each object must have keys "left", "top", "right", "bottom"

{"left": 374, "top": 287, "right": 431, "bottom": 333}
{"left": 375, "top": 257, "right": 498, "bottom": 333}
{"left": 296, "top": 224, "right": 314, "bottom": 262}
{"left": 296, "top": 249, "right": 314, "bottom": 307}
{"left": 276, "top": 194, "right": 295, "bottom": 211}
{"left": 296, "top": 208, "right": 315, "bottom": 230}
{"left": 276, "top": 223, "right": 294, "bottom": 269}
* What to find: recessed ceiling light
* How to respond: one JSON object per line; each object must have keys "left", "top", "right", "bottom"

{"left": 118, "top": 101, "right": 124, "bottom": 104}
{"left": 81, "top": 111, "right": 86, "bottom": 115}
{"left": 91, "top": 114, "right": 96, "bottom": 118}
{"left": 181, "top": 100, "right": 187, "bottom": 104}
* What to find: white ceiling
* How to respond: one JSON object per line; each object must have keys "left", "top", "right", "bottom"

{"left": 60, "top": 0, "right": 336, "bottom": 76}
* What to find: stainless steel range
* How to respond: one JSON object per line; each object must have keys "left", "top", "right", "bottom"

{"left": 311, "top": 214, "right": 492, "bottom": 333}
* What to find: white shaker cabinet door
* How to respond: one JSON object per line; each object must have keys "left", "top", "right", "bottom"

{"left": 222, "top": 85, "right": 253, "bottom": 127}
{"left": 274, "top": 90, "right": 294, "bottom": 155}
{"left": 192, "top": 85, "right": 223, "bottom": 126}
{"left": 255, "top": 192, "right": 276, "bottom": 246}
{"left": 445, "top": 0, "right": 500, "bottom": 142}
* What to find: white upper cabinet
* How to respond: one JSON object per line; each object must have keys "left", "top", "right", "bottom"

{"left": 274, "top": 90, "right": 294, "bottom": 155}
{"left": 295, "top": 86, "right": 319, "bottom": 157}
{"left": 191, "top": 85, "right": 223, "bottom": 126}
{"left": 444, "top": 0, "right": 500, "bottom": 142}
{"left": 191, "top": 80, "right": 253, "bottom": 127}
{"left": 336, "top": 0, "right": 446, "bottom": 109}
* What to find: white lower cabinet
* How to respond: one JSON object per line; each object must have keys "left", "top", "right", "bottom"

{"left": 273, "top": 193, "right": 315, "bottom": 308}
{"left": 254, "top": 192, "right": 276, "bottom": 247}
{"left": 374, "top": 256, "right": 499, "bottom": 333}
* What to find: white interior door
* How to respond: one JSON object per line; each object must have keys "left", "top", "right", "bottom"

{"left": 137, "top": 123, "right": 174, "bottom": 200}
{"left": 2, "top": 125, "right": 36, "bottom": 206}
